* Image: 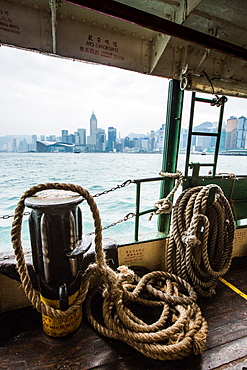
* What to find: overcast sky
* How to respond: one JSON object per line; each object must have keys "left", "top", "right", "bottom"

{"left": 0, "top": 45, "right": 246, "bottom": 138}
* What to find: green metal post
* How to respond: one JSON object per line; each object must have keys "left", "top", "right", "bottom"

{"left": 213, "top": 101, "right": 226, "bottom": 175}
{"left": 134, "top": 182, "right": 141, "bottom": 241}
{"left": 184, "top": 92, "right": 196, "bottom": 177}
{"left": 158, "top": 79, "right": 184, "bottom": 234}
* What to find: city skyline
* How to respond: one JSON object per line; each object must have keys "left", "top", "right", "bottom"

{"left": 1, "top": 46, "right": 247, "bottom": 139}
{"left": 2, "top": 113, "right": 247, "bottom": 154}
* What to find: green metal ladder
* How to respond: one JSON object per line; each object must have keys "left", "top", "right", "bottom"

{"left": 184, "top": 92, "right": 227, "bottom": 177}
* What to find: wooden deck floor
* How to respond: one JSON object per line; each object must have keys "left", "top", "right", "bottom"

{"left": 0, "top": 257, "right": 247, "bottom": 370}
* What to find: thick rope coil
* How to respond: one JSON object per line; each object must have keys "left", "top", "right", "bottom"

{"left": 167, "top": 184, "right": 235, "bottom": 297}
{"left": 11, "top": 182, "right": 208, "bottom": 361}
{"left": 85, "top": 268, "right": 208, "bottom": 360}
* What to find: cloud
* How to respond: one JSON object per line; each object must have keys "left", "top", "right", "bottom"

{"left": 0, "top": 46, "right": 168, "bottom": 137}
{"left": 0, "top": 45, "right": 246, "bottom": 139}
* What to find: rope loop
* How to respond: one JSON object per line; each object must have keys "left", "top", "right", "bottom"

{"left": 167, "top": 184, "right": 235, "bottom": 297}
{"left": 153, "top": 171, "right": 183, "bottom": 216}
{"left": 85, "top": 267, "right": 208, "bottom": 360}
{"left": 11, "top": 182, "right": 104, "bottom": 318}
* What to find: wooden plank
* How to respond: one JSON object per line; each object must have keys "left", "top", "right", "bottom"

{"left": 0, "top": 306, "right": 247, "bottom": 370}
{"left": 0, "top": 257, "right": 246, "bottom": 369}
{"left": 206, "top": 320, "right": 247, "bottom": 349}
{"left": 201, "top": 337, "right": 247, "bottom": 370}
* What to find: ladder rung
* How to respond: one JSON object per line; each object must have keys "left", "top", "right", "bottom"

{"left": 190, "top": 163, "right": 215, "bottom": 167}
{"left": 191, "top": 131, "right": 220, "bottom": 137}
{"left": 194, "top": 97, "right": 214, "bottom": 103}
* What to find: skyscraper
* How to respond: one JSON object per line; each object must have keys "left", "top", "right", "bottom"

{"left": 108, "top": 127, "right": 117, "bottom": 151}
{"left": 235, "top": 116, "right": 247, "bottom": 149}
{"left": 62, "top": 130, "right": 69, "bottom": 143}
{"left": 90, "top": 112, "right": 97, "bottom": 135}
{"left": 31, "top": 134, "right": 37, "bottom": 151}
{"left": 78, "top": 128, "right": 86, "bottom": 146}
{"left": 225, "top": 116, "right": 237, "bottom": 150}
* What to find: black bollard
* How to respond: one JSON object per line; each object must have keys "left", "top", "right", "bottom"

{"left": 25, "top": 189, "right": 85, "bottom": 337}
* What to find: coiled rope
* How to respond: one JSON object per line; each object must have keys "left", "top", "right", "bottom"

{"left": 166, "top": 184, "right": 235, "bottom": 297}
{"left": 11, "top": 182, "right": 208, "bottom": 361}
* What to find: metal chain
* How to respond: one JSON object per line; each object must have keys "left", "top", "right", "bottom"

{"left": 0, "top": 250, "right": 32, "bottom": 262}
{"left": 1, "top": 181, "right": 135, "bottom": 259}
{"left": 86, "top": 212, "right": 135, "bottom": 236}
{"left": 0, "top": 211, "right": 30, "bottom": 220}
{"left": 92, "top": 179, "right": 133, "bottom": 198}
{"left": 0, "top": 213, "right": 136, "bottom": 259}
{"left": 0, "top": 179, "right": 133, "bottom": 219}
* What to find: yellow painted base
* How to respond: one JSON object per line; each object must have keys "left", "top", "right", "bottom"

{"left": 41, "top": 291, "right": 82, "bottom": 337}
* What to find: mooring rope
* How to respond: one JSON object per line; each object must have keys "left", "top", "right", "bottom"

{"left": 11, "top": 182, "right": 208, "bottom": 361}
{"left": 153, "top": 170, "right": 183, "bottom": 215}
{"left": 166, "top": 184, "right": 235, "bottom": 297}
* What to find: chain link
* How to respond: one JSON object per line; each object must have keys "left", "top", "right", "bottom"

{"left": 0, "top": 212, "right": 136, "bottom": 259}
{"left": 1, "top": 182, "right": 135, "bottom": 257}
{"left": 0, "top": 250, "right": 32, "bottom": 262}
{"left": 0, "top": 211, "right": 30, "bottom": 220}
{"left": 86, "top": 212, "right": 135, "bottom": 236}
{"left": 0, "top": 179, "right": 134, "bottom": 220}
{"left": 92, "top": 179, "right": 132, "bottom": 198}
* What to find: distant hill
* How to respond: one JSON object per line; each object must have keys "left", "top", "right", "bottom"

{"left": 0, "top": 135, "right": 32, "bottom": 146}
{"left": 127, "top": 133, "right": 147, "bottom": 139}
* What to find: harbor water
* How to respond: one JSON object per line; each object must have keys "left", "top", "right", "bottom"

{"left": 0, "top": 152, "right": 246, "bottom": 252}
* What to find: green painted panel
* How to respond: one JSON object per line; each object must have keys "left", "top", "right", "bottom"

{"left": 183, "top": 176, "right": 247, "bottom": 220}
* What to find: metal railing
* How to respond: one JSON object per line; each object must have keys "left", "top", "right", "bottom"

{"left": 133, "top": 176, "right": 175, "bottom": 241}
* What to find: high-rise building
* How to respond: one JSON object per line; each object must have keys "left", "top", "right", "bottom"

{"left": 31, "top": 134, "right": 37, "bottom": 151}
{"left": 62, "top": 129, "right": 69, "bottom": 143}
{"left": 179, "top": 128, "right": 188, "bottom": 150}
{"left": 78, "top": 128, "right": 86, "bottom": 146}
{"left": 157, "top": 124, "right": 165, "bottom": 152}
{"left": 90, "top": 112, "right": 97, "bottom": 135}
{"left": 96, "top": 128, "right": 106, "bottom": 151}
{"left": 74, "top": 132, "right": 80, "bottom": 145}
{"left": 225, "top": 116, "right": 237, "bottom": 150}
{"left": 8, "top": 141, "right": 13, "bottom": 152}
{"left": 149, "top": 131, "right": 155, "bottom": 151}
{"left": 46, "top": 135, "right": 56, "bottom": 142}
{"left": 12, "top": 138, "right": 18, "bottom": 152}
{"left": 67, "top": 134, "right": 75, "bottom": 144}
{"left": 235, "top": 116, "right": 247, "bottom": 149}
{"left": 108, "top": 127, "right": 117, "bottom": 151}
{"left": 124, "top": 136, "right": 130, "bottom": 148}
{"left": 87, "top": 127, "right": 105, "bottom": 152}
{"left": 19, "top": 138, "right": 28, "bottom": 152}
{"left": 32, "top": 135, "right": 37, "bottom": 144}
{"left": 140, "top": 137, "right": 149, "bottom": 152}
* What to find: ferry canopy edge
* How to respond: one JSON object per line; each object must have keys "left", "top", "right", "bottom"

{"left": 0, "top": 0, "right": 247, "bottom": 97}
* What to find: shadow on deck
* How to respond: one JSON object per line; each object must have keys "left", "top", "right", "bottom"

{"left": 0, "top": 257, "right": 247, "bottom": 370}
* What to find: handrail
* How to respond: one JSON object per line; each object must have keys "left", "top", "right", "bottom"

{"left": 132, "top": 176, "right": 174, "bottom": 241}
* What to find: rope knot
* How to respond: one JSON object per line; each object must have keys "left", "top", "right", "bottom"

{"left": 117, "top": 265, "right": 135, "bottom": 284}
{"left": 152, "top": 170, "right": 183, "bottom": 218}
{"left": 181, "top": 231, "right": 199, "bottom": 248}
{"left": 154, "top": 199, "right": 173, "bottom": 215}
{"left": 192, "top": 323, "right": 208, "bottom": 355}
